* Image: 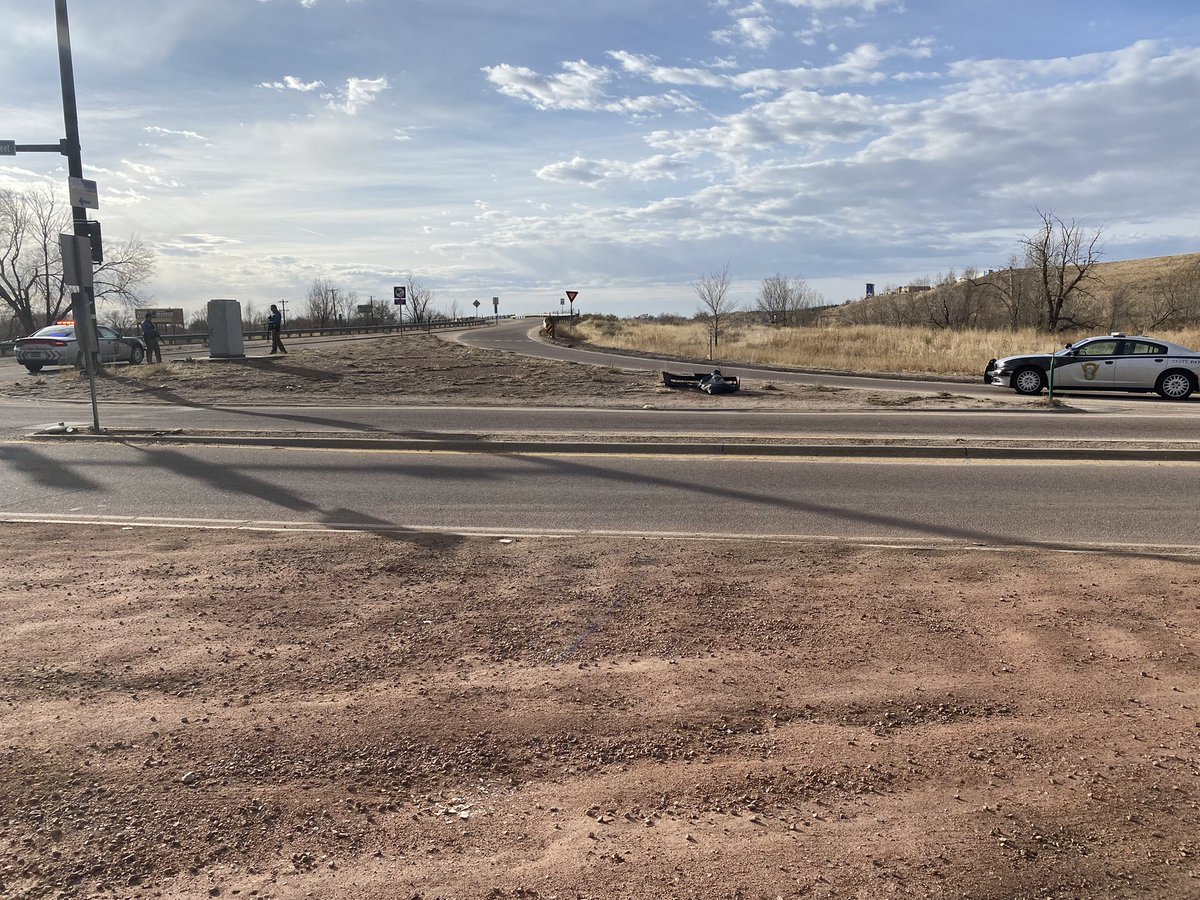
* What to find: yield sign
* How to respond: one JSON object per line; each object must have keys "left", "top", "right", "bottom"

{"left": 565, "top": 290, "right": 578, "bottom": 301}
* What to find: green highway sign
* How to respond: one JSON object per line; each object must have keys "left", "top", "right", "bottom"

{"left": 0, "top": 140, "right": 15, "bottom": 156}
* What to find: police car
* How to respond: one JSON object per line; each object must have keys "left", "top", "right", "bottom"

{"left": 984, "top": 333, "right": 1200, "bottom": 400}
{"left": 15, "top": 321, "right": 146, "bottom": 374}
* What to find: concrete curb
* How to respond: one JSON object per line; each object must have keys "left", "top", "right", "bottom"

{"left": 24, "top": 430, "right": 1200, "bottom": 461}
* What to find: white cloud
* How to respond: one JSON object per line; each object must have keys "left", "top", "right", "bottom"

{"left": 483, "top": 60, "right": 612, "bottom": 111}
{"left": 144, "top": 126, "right": 209, "bottom": 141}
{"left": 259, "top": 76, "right": 326, "bottom": 92}
{"left": 713, "top": 16, "right": 781, "bottom": 50}
{"left": 535, "top": 154, "right": 691, "bottom": 186}
{"left": 325, "top": 77, "right": 390, "bottom": 115}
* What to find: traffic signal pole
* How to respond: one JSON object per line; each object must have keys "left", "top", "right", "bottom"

{"left": 55, "top": 0, "right": 100, "bottom": 430}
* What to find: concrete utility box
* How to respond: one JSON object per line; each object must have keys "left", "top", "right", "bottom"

{"left": 207, "top": 299, "right": 244, "bottom": 359}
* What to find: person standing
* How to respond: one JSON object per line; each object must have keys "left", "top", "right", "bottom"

{"left": 267, "top": 304, "right": 287, "bottom": 354}
{"left": 140, "top": 312, "right": 162, "bottom": 363}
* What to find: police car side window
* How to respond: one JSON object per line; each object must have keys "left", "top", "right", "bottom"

{"left": 1076, "top": 341, "right": 1119, "bottom": 356}
{"left": 1122, "top": 341, "right": 1167, "bottom": 355}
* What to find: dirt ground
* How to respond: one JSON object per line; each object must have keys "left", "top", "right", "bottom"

{"left": 2, "top": 524, "right": 1198, "bottom": 899}
{"left": 0, "top": 332, "right": 1021, "bottom": 411}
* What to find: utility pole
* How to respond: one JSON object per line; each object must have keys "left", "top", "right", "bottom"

{"left": 280, "top": 299, "right": 288, "bottom": 326}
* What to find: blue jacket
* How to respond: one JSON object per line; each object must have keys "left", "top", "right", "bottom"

{"left": 141, "top": 319, "right": 159, "bottom": 339}
{"left": 267, "top": 310, "right": 282, "bottom": 330}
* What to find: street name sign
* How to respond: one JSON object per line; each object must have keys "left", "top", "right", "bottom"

{"left": 0, "top": 140, "right": 15, "bottom": 156}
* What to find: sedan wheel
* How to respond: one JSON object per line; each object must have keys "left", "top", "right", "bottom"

{"left": 129, "top": 345, "right": 145, "bottom": 364}
{"left": 1013, "top": 366, "right": 1045, "bottom": 395}
{"left": 1156, "top": 370, "right": 1195, "bottom": 401}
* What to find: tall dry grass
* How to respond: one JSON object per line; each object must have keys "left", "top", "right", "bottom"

{"left": 576, "top": 321, "right": 1200, "bottom": 377}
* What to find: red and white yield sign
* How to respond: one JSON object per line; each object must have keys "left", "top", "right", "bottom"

{"left": 565, "top": 290, "right": 579, "bottom": 302}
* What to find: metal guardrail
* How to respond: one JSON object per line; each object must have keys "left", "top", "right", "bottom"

{"left": 4, "top": 316, "right": 507, "bottom": 355}
{"left": 155, "top": 316, "right": 497, "bottom": 347}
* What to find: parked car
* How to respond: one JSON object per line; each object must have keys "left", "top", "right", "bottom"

{"left": 15, "top": 322, "right": 145, "bottom": 374}
{"left": 984, "top": 333, "right": 1200, "bottom": 400}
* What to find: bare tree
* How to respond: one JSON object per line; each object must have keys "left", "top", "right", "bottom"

{"left": 1021, "top": 208, "right": 1104, "bottom": 332}
{"left": 1139, "top": 260, "right": 1200, "bottom": 330}
{"left": 404, "top": 276, "right": 436, "bottom": 324}
{"left": 755, "top": 273, "right": 820, "bottom": 326}
{"left": 304, "top": 277, "right": 339, "bottom": 327}
{"left": 923, "top": 267, "right": 984, "bottom": 329}
{"left": 983, "top": 256, "right": 1036, "bottom": 331}
{"left": 0, "top": 187, "right": 70, "bottom": 334}
{"left": 0, "top": 187, "right": 154, "bottom": 335}
{"left": 693, "top": 263, "right": 736, "bottom": 351}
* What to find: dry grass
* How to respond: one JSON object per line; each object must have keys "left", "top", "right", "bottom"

{"left": 576, "top": 321, "right": 1200, "bottom": 376}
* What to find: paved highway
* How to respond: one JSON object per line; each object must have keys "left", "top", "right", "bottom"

{"left": 2, "top": 441, "right": 1197, "bottom": 552}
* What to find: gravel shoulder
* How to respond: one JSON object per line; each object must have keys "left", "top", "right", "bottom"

{"left": 3, "top": 524, "right": 1198, "bottom": 899}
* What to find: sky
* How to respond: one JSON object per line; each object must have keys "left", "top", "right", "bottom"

{"left": 3, "top": 0, "right": 1200, "bottom": 320}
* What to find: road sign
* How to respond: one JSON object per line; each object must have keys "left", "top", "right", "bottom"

{"left": 393, "top": 285, "right": 407, "bottom": 305}
{"left": 69, "top": 176, "right": 99, "bottom": 210}
{"left": 472, "top": 299, "right": 481, "bottom": 308}
{"left": 357, "top": 304, "right": 373, "bottom": 313}
{"left": 0, "top": 140, "right": 14, "bottom": 156}
{"left": 492, "top": 296, "right": 499, "bottom": 312}
{"left": 136, "top": 307, "right": 185, "bottom": 326}
{"left": 565, "top": 290, "right": 578, "bottom": 302}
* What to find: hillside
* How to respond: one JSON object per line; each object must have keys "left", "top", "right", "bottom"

{"left": 830, "top": 250, "right": 1200, "bottom": 333}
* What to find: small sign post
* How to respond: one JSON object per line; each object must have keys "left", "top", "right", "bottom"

{"left": 393, "top": 285, "right": 407, "bottom": 305}
{"left": 472, "top": 299, "right": 481, "bottom": 318}
{"left": 565, "top": 290, "right": 578, "bottom": 317}
{"left": 492, "top": 296, "right": 499, "bottom": 319}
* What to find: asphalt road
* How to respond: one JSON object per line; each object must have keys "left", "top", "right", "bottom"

{"left": 4, "top": 398, "right": 1200, "bottom": 446}
{"left": 2, "top": 441, "right": 1196, "bottom": 552}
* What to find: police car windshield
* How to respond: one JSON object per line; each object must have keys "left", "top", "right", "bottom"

{"left": 30, "top": 326, "right": 74, "bottom": 339}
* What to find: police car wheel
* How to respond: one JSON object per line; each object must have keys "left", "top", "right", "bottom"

{"left": 1156, "top": 370, "right": 1195, "bottom": 401}
{"left": 129, "top": 345, "right": 145, "bottom": 364}
{"left": 1012, "top": 366, "right": 1045, "bottom": 395}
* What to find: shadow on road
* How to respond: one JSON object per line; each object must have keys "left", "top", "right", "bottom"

{"left": 507, "top": 452, "right": 1198, "bottom": 565}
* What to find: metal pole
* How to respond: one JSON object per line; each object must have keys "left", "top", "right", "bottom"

{"left": 56, "top": 0, "right": 100, "bottom": 431}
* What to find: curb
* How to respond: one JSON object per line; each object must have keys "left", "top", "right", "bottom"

{"left": 24, "top": 430, "right": 1200, "bottom": 461}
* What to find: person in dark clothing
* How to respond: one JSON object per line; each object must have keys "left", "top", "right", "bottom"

{"left": 141, "top": 312, "right": 162, "bottom": 363}
{"left": 267, "top": 304, "right": 287, "bottom": 354}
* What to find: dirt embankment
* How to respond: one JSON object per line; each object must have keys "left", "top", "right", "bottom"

{"left": 0, "top": 333, "right": 1015, "bottom": 411}
{"left": 2, "top": 523, "right": 1198, "bottom": 898}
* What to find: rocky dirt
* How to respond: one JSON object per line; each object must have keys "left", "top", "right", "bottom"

{"left": 0, "top": 333, "right": 1021, "bottom": 411}
{"left": 2, "top": 524, "right": 1198, "bottom": 899}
